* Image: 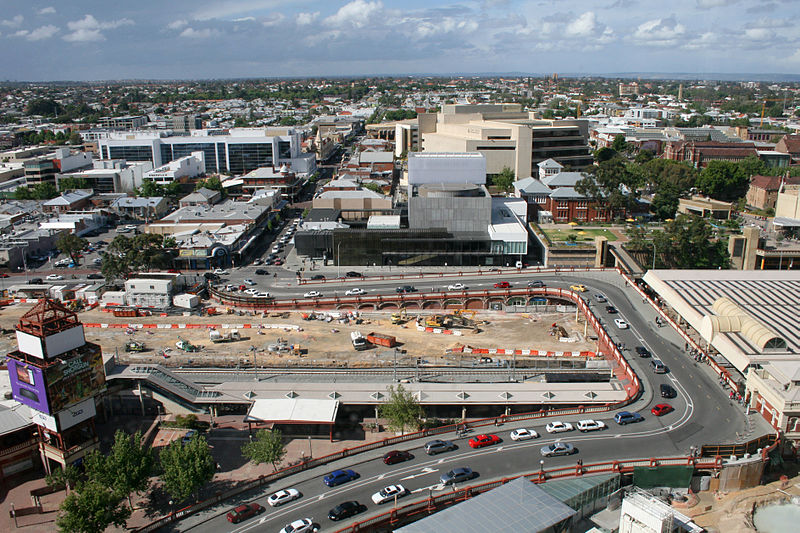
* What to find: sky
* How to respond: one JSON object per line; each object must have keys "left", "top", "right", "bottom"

{"left": 0, "top": 0, "right": 798, "bottom": 81}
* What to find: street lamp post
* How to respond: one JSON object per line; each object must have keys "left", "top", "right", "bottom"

{"left": 337, "top": 241, "right": 341, "bottom": 279}
{"left": 652, "top": 241, "right": 657, "bottom": 270}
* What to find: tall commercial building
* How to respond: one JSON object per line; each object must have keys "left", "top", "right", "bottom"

{"left": 419, "top": 104, "right": 593, "bottom": 179}
{"left": 6, "top": 300, "right": 105, "bottom": 474}
{"left": 97, "top": 128, "right": 316, "bottom": 176}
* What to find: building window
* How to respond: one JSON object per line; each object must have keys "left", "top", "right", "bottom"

{"left": 278, "top": 141, "right": 291, "bottom": 159}
{"left": 109, "top": 145, "right": 153, "bottom": 162}
{"left": 169, "top": 143, "right": 217, "bottom": 172}
{"left": 228, "top": 143, "right": 273, "bottom": 175}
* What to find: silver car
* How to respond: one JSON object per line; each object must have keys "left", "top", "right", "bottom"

{"left": 540, "top": 442, "right": 576, "bottom": 457}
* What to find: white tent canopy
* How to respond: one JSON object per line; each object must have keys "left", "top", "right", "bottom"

{"left": 244, "top": 398, "right": 339, "bottom": 424}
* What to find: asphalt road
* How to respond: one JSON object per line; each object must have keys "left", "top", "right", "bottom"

{"left": 181, "top": 273, "right": 760, "bottom": 533}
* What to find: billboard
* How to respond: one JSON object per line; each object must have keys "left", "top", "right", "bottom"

{"left": 44, "top": 345, "right": 105, "bottom": 414}
{"left": 8, "top": 358, "right": 51, "bottom": 414}
{"left": 57, "top": 397, "right": 97, "bottom": 431}
{"left": 15, "top": 325, "right": 85, "bottom": 360}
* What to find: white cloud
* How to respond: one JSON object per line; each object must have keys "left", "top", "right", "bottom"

{"left": 1, "top": 15, "right": 24, "bottom": 28}
{"left": 179, "top": 27, "right": 221, "bottom": 39}
{"left": 325, "top": 0, "right": 382, "bottom": 28}
{"left": 63, "top": 14, "right": 134, "bottom": 42}
{"left": 744, "top": 28, "right": 772, "bottom": 40}
{"left": 296, "top": 12, "right": 319, "bottom": 25}
{"left": 232, "top": 16, "right": 256, "bottom": 22}
{"left": 24, "top": 24, "right": 58, "bottom": 41}
{"left": 633, "top": 16, "right": 686, "bottom": 46}
{"left": 565, "top": 11, "right": 599, "bottom": 37}
{"left": 167, "top": 19, "right": 188, "bottom": 30}
{"left": 38, "top": 7, "right": 56, "bottom": 15}
{"left": 193, "top": 1, "right": 301, "bottom": 21}
{"left": 262, "top": 13, "right": 286, "bottom": 27}
{"left": 696, "top": 0, "right": 740, "bottom": 8}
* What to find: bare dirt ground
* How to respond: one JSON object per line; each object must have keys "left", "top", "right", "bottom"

{"left": 0, "top": 304, "right": 597, "bottom": 368}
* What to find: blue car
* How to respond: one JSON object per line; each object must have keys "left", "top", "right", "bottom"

{"left": 324, "top": 469, "right": 359, "bottom": 487}
{"left": 614, "top": 411, "right": 644, "bottom": 425}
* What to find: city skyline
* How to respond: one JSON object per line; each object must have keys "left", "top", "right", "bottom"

{"left": 1, "top": 0, "right": 799, "bottom": 81}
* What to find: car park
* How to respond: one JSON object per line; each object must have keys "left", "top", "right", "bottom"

{"left": 46, "top": 274, "right": 63, "bottom": 280}
{"left": 267, "top": 488, "right": 301, "bottom": 507}
{"left": 345, "top": 288, "right": 366, "bottom": 296}
{"left": 545, "top": 421, "right": 574, "bottom": 433}
{"left": 468, "top": 434, "right": 501, "bottom": 448}
{"left": 447, "top": 283, "right": 467, "bottom": 291}
{"left": 576, "top": 419, "right": 606, "bottom": 432}
{"left": 635, "top": 346, "right": 650, "bottom": 358}
{"left": 304, "top": 291, "right": 322, "bottom": 298}
{"left": 382, "top": 450, "right": 412, "bottom": 465}
{"left": 527, "top": 280, "right": 545, "bottom": 288}
{"left": 509, "top": 428, "right": 539, "bottom": 441}
{"left": 614, "top": 318, "right": 629, "bottom": 329}
{"left": 279, "top": 518, "right": 315, "bottom": 533}
{"left": 570, "top": 284, "right": 587, "bottom": 292}
{"left": 493, "top": 281, "right": 511, "bottom": 288}
{"left": 226, "top": 502, "right": 265, "bottom": 523}
{"left": 660, "top": 384, "right": 677, "bottom": 398}
{"left": 614, "top": 411, "right": 644, "bottom": 425}
{"left": 651, "top": 403, "right": 674, "bottom": 416}
{"left": 540, "top": 442, "right": 577, "bottom": 457}
{"left": 594, "top": 293, "right": 607, "bottom": 302}
{"left": 323, "top": 469, "right": 358, "bottom": 487}
{"left": 328, "top": 501, "right": 367, "bottom": 521}
{"left": 605, "top": 305, "right": 618, "bottom": 314}
{"left": 371, "top": 484, "right": 408, "bottom": 504}
{"left": 424, "top": 439, "right": 456, "bottom": 455}
{"left": 440, "top": 467, "right": 475, "bottom": 485}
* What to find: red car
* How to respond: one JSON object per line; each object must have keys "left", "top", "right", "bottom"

{"left": 383, "top": 450, "right": 413, "bottom": 465}
{"left": 493, "top": 281, "right": 511, "bottom": 288}
{"left": 651, "top": 403, "right": 674, "bottom": 416}
{"left": 226, "top": 502, "right": 265, "bottom": 523}
{"left": 468, "top": 434, "right": 501, "bottom": 448}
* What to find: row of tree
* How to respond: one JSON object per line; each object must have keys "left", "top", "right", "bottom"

{"left": 101, "top": 234, "right": 177, "bottom": 282}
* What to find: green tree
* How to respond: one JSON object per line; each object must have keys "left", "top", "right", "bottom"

{"left": 14, "top": 186, "right": 33, "bottom": 200}
{"left": 651, "top": 215, "right": 729, "bottom": 269}
{"left": 159, "top": 436, "right": 215, "bottom": 503}
{"left": 594, "top": 146, "right": 617, "bottom": 163}
{"left": 696, "top": 160, "right": 748, "bottom": 201}
{"left": 46, "top": 464, "right": 82, "bottom": 494}
{"left": 611, "top": 134, "right": 630, "bottom": 153}
{"left": 738, "top": 155, "right": 766, "bottom": 178}
{"left": 378, "top": 384, "right": 424, "bottom": 434}
{"left": 84, "top": 431, "right": 155, "bottom": 509}
{"left": 363, "top": 182, "right": 384, "bottom": 194}
{"left": 492, "top": 166, "right": 515, "bottom": 191}
{"left": 195, "top": 176, "right": 224, "bottom": 193}
{"left": 56, "top": 480, "right": 131, "bottom": 533}
{"left": 58, "top": 177, "right": 89, "bottom": 191}
{"left": 32, "top": 182, "right": 58, "bottom": 199}
{"left": 576, "top": 156, "right": 637, "bottom": 214}
{"left": 650, "top": 182, "right": 682, "bottom": 220}
{"left": 136, "top": 180, "right": 164, "bottom": 198}
{"left": 56, "top": 233, "right": 88, "bottom": 266}
{"left": 241, "top": 429, "right": 287, "bottom": 472}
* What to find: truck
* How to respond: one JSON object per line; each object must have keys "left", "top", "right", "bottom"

{"left": 209, "top": 329, "right": 241, "bottom": 343}
{"left": 351, "top": 331, "right": 370, "bottom": 351}
{"left": 366, "top": 332, "right": 397, "bottom": 348}
{"left": 124, "top": 340, "right": 146, "bottom": 352}
{"left": 176, "top": 337, "right": 200, "bottom": 352}
{"left": 391, "top": 309, "right": 409, "bottom": 325}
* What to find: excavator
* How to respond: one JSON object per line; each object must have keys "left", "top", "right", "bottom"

{"left": 391, "top": 309, "right": 409, "bottom": 325}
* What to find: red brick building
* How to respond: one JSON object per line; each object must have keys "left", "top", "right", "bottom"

{"left": 776, "top": 134, "right": 800, "bottom": 165}
{"left": 663, "top": 141, "right": 758, "bottom": 168}
{"left": 514, "top": 172, "right": 617, "bottom": 223}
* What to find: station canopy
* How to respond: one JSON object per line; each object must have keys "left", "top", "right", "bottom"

{"left": 244, "top": 398, "right": 339, "bottom": 425}
{"left": 772, "top": 216, "right": 800, "bottom": 227}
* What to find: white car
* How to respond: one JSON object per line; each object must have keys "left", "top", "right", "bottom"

{"left": 212, "top": 269, "right": 228, "bottom": 276}
{"left": 345, "top": 288, "right": 366, "bottom": 296}
{"left": 576, "top": 419, "right": 606, "bottom": 432}
{"left": 447, "top": 283, "right": 467, "bottom": 291}
{"left": 256, "top": 291, "right": 271, "bottom": 298}
{"left": 510, "top": 428, "right": 539, "bottom": 441}
{"left": 279, "top": 518, "right": 315, "bottom": 533}
{"left": 304, "top": 291, "right": 322, "bottom": 298}
{"left": 371, "top": 484, "right": 408, "bottom": 504}
{"left": 46, "top": 274, "right": 64, "bottom": 280}
{"left": 244, "top": 288, "right": 259, "bottom": 295}
{"left": 614, "top": 318, "right": 629, "bottom": 329}
{"left": 267, "top": 488, "right": 301, "bottom": 507}
{"left": 244, "top": 279, "right": 256, "bottom": 286}
{"left": 545, "top": 421, "right": 574, "bottom": 433}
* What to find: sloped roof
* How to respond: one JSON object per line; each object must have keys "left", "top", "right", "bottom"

{"left": 537, "top": 158, "right": 564, "bottom": 169}
{"left": 542, "top": 172, "right": 585, "bottom": 188}
{"left": 550, "top": 187, "right": 586, "bottom": 199}
{"left": 514, "top": 177, "right": 552, "bottom": 195}
{"left": 43, "top": 190, "right": 92, "bottom": 206}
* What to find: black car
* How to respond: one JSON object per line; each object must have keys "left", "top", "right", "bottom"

{"left": 30, "top": 277, "right": 43, "bottom": 284}
{"left": 203, "top": 272, "right": 220, "bottom": 281}
{"left": 328, "top": 501, "right": 366, "bottom": 521}
{"left": 345, "top": 271, "right": 363, "bottom": 278}
{"left": 527, "top": 280, "right": 545, "bottom": 288}
{"left": 396, "top": 285, "right": 416, "bottom": 293}
{"left": 87, "top": 273, "right": 104, "bottom": 279}
{"left": 311, "top": 274, "right": 326, "bottom": 280}
{"left": 635, "top": 346, "right": 650, "bottom": 358}
{"left": 660, "top": 384, "right": 677, "bottom": 398}
{"left": 255, "top": 269, "right": 268, "bottom": 275}
{"left": 605, "top": 305, "right": 618, "bottom": 314}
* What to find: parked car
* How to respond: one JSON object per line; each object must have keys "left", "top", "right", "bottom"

{"left": 605, "top": 305, "right": 618, "bottom": 314}
{"left": 181, "top": 429, "right": 197, "bottom": 445}
{"left": 540, "top": 442, "right": 576, "bottom": 457}
{"left": 328, "top": 501, "right": 366, "bottom": 521}
{"left": 395, "top": 285, "right": 417, "bottom": 293}
{"left": 267, "top": 488, "right": 301, "bottom": 507}
{"left": 635, "top": 346, "right": 651, "bottom": 358}
{"left": 382, "top": 450, "right": 412, "bottom": 465}
{"left": 323, "top": 469, "right": 358, "bottom": 487}
{"left": 660, "top": 384, "right": 677, "bottom": 398}
{"left": 545, "top": 421, "right": 574, "bottom": 433}
{"left": 371, "top": 484, "right": 408, "bottom": 504}
{"left": 304, "top": 291, "right": 322, "bottom": 298}
{"left": 226, "top": 503, "right": 265, "bottom": 524}
{"left": 424, "top": 439, "right": 456, "bottom": 455}
{"left": 614, "top": 411, "right": 644, "bottom": 425}
{"left": 509, "top": 428, "right": 539, "bottom": 441}
{"left": 651, "top": 403, "right": 674, "bottom": 417}
{"left": 576, "top": 419, "right": 606, "bottom": 432}
{"left": 468, "top": 434, "right": 501, "bottom": 448}
{"left": 440, "top": 467, "right": 475, "bottom": 485}
{"left": 614, "top": 318, "right": 629, "bottom": 329}
{"left": 493, "top": 281, "right": 511, "bottom": 288}
{"left": 244, "top": 279, "right": 256, "bottom": 286}
{"left": 527, "top": 280, "right": 545, "bottom": 288}
{"left": 447, "top": 283, "right": 467, "bottom": 291}
{"left": 279, "top": 518, "right": 315, "bottom": 533}
{"left": 570, "top": 284, "right": 587, "bottom": 292}
{"left": 345, "top": 288, "right": 366, "bottom": 296}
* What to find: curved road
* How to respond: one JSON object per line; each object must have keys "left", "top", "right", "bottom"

{"left": 180, "top": 272, "right": 765, "bottom": 533}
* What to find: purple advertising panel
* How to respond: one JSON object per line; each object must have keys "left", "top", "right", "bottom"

{"left": 7, "top": 358, "right": 51, "bottom": 414}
